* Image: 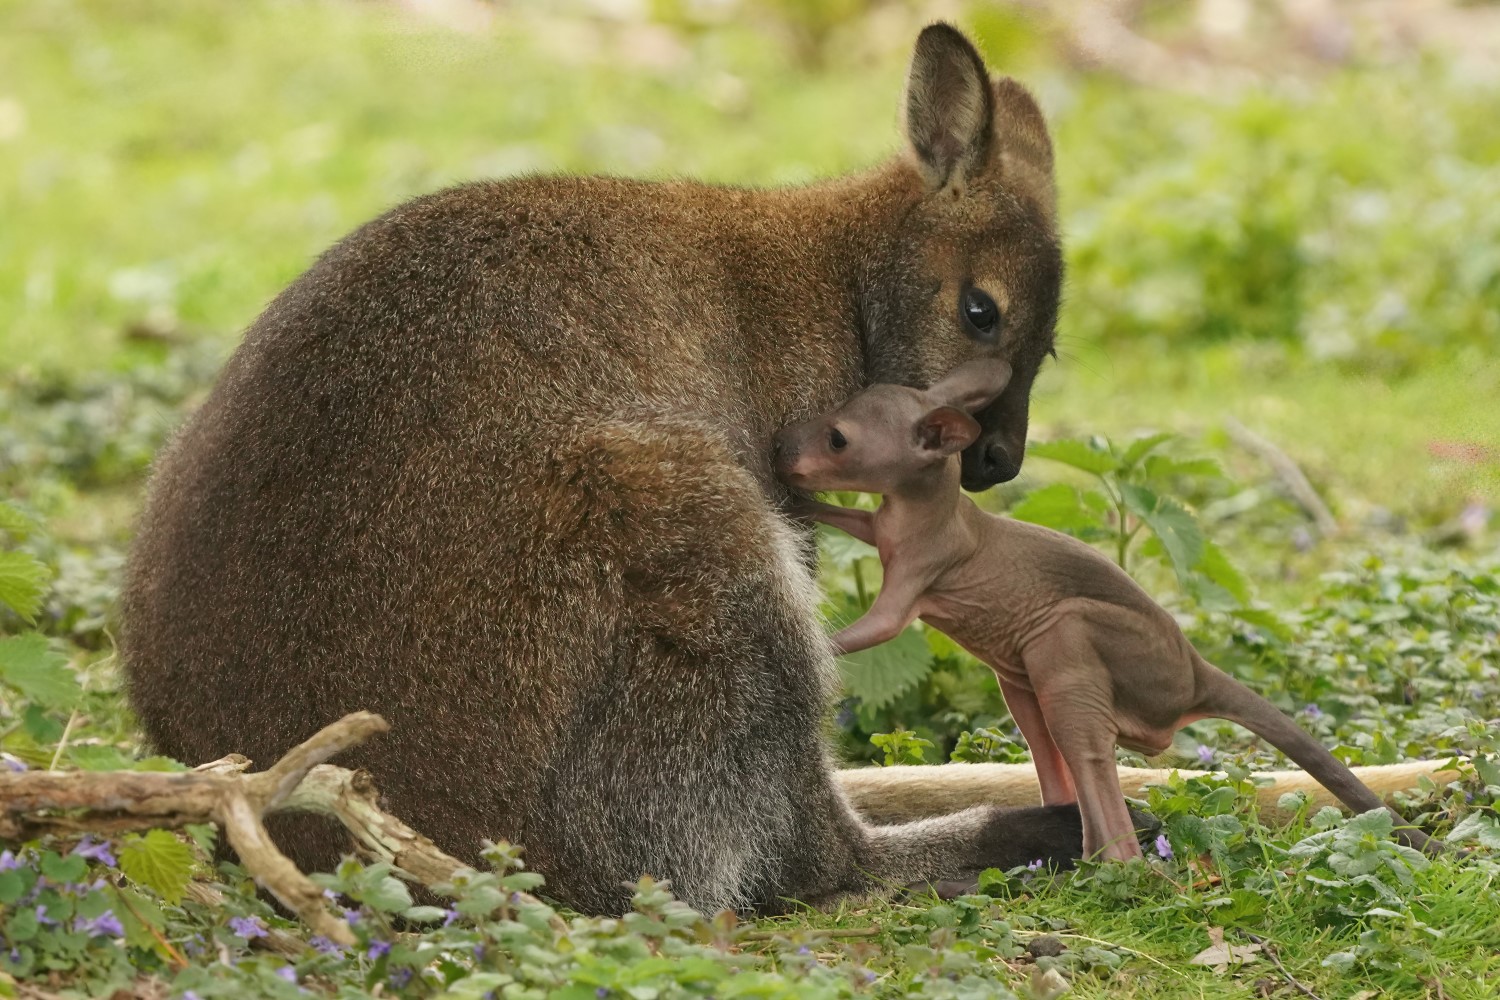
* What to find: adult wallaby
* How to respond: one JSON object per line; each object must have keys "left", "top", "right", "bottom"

{"left": 123, "top": 24, "right": 1082, "bottom": 914}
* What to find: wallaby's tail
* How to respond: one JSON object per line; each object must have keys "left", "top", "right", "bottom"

{"left": 1192, "top": 658, "right": 1445, "bottom": 852}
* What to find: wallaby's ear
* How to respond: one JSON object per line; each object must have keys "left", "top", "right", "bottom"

{"left": 928, "top": 358, "right": 1014, "bottom": 414}
{"left": 992, "top": 77, "right": 1056, "bottom": 220}
{"left": 903, "top": 24, "right": 994, "bottom": 192}
{"left": 917, "top": 406, "right": 982, "bottom": 457}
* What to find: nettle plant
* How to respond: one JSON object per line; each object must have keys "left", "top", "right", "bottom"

{"left": 1010, "top": 433, "right": 1256, "bottom": 617}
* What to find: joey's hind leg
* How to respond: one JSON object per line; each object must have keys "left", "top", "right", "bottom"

{"left": 998, "top": 680, "right": 1076, "bottom": 806}
{"left": 1025, "top": 635, "right": 1142, "bottom": 862}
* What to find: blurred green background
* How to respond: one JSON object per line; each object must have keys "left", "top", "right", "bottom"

{"left": 3, "top": 0, "right": 1496, "bottom": 539}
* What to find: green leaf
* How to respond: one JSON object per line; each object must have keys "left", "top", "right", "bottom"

{"left": 869, "top": 729, "right": 934, "bottom": 766}
{"left": 363, "top": 874, "right": 414, "bottom": 912}
{"left": 1008, "top": 483, "right": 1103, "bottom": 534}
{"left": 0, "top": 868, "right": 34, "bottom": 904}
{"left": 0, "top": 550, "right": 50, "bottom": 622}
{"left": 1028, "top": 438, "right": 1120, "bottom": 476}
{"left": 1119, "top": 432, "right": 1175, "bottom": 472}
{"left": 402, "top": 905, "right": 449, "bottom": 923}
{"left": 6, "top": 907, "right": 39, "bottom": 943}
{"left": 1143, "top": 455, "right": 1226, "bottom": 482}
{"left": 40, "top": 852, "right": 87, "bottom": 884}
{"left": 1447, "top": 813, "right": 1500, "bottom": 849}
{"left": 119, "top": 830, "right": 194, "bottom": 904}
{"left": 113, "top": 887, "right": 167, "bottom": 954}
{"left": 1120, "top": 484, "right": 1204, "bottom": 584}
{"left": 838, "top": 625, "right": 932, "bottom": 710}
{"left": 68, "top": 746, "right": 140, "bottom": 771}
{"left": 0, "top": 634, "right": 82, "bottom": 709}
{"left": 0, "top": 501, "right": 38, "bottom": 541}
{"left": 1190, "top": 539, "right": 1252, "bottom": 609}
{"left": 817, "top": 524, "right": 876, "bottom": 569}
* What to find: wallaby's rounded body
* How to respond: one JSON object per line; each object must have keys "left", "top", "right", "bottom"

{"left": 123, "top": 27, "right": 1084, "bottom": 913}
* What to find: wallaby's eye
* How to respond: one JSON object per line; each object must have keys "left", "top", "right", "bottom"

{"left": 829, "top": 428, "right": 848, "bottom": 452}
{"left": 960, "top": 287, "right": 1002, "bottom": 342}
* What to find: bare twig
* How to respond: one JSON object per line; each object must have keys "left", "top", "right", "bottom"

{"left": 1241, "top": 932, "right": 1322, "bottom": 1000}
{"left": 0, "top": 712, "right": 561, "bottom": 944}
{"left": 1224, "top": 417, "right": 1339, "bottom": 537}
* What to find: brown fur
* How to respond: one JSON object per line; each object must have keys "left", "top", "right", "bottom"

{"left": 775, "top": 368, "right": 1447, "bottom": 861}
{"left": 123, "top": 25, "right": 1085, "bottom": 914}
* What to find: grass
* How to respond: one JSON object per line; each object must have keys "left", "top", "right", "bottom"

{"left": 1, "top": 1, "right": 1498, "bottom": 998}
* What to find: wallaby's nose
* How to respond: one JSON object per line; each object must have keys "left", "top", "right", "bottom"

{"left": 980, "top": 441, "right": 1021, "bottom": 483}
{"left": 966, "top": 440, "right": 1026, "bottom": 488}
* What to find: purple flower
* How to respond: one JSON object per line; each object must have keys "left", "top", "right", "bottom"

{"left": 797, "top": 945, "right": 811, "bottom": 955}
{"left": 7, "top": 948, "right": 20, "bottom": 964}
{"left": 229, "top": 915, "right": 268, "bottom": 939}
{"left": 275, "top": 966, "right": 297, "bottom": 983}
{"left": 1027, "top": 858, "right": 1045, "bottom": 871}
{"left": 390, "top": 968, "right": 414, "bottom": 989}
{"left": 182, "top": 992, "right": 203, "bottom": 1000}
{"left": 74, "top": 910, "right": 124, "bottom": 938}
{"left": 473, "top": 943, "right": 486, "bottom": 962}
{"left": 1303, "top": 704, "right": 1322, "bottom": 719}
{"left": 72, "top": 837, "right": 117, "bottom": 868}
{"left": 310, "top": 935, "right": 343, "bottom": 955}
{"left": 35, "top": 905, "right": 58, "bottom": 927}
{"left": 1196, "top": 744, "right": 1214, "bottom": 765}
{"left": 342, "top": 908, "right": 361, "bottom": 925}
{"left": 366, "top": 939, "right": 391, "bottom": 960}
{"left": 594, "top": 989, "right": 608, "bottom": 1000}
{"left": 0, "top": 850, "right": 23, "bottom": 872}
{"left": 1154, "top": 834, "right": 1173, "bottom": 860}
{"left": 442, "top": 907, "right": 460, "bottom": 927}
{"left": 1, "top": 754, "right": 27, "bottom": 772}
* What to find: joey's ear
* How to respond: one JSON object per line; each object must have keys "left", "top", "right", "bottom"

{"left": 916, "top": 406, "right": 982, "bottom": 457}
{"left": 992, "top": 77, "right": 1056, "bottom": 221}
{"left": 903, "top": 24, "right": 994, "bottom": 192}
{"left": 928, "top": 358, "right": 1014, "bottom": 414}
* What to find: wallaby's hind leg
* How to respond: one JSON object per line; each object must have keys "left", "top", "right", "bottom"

{"left": 999, "top": 680, "right": 1077, "bottom": 806}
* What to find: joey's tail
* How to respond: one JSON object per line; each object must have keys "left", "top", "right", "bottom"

{"left": 1192, "top": 658, "right": 1439, "bottom": 853}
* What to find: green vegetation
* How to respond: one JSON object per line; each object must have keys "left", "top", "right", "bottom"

{"left": 2, "top": 0, "right": 1498, "bottom": 997}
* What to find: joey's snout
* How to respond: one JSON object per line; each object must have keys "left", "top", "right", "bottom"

{"left": 772, "top": 425, "right": 809, "bottom": 483}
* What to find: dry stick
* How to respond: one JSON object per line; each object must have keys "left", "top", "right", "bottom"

{"left": 0, "top": 713, "right": 391, "bottom": 946}
{"left": 1241, "top": 932, "right": 1322, "bottom": 1000}
{"left": 1224, "top": 417, "right": 1340, "bottom": 538}
{"left": 0, "top": 712, "right": 561, "bottom": 945}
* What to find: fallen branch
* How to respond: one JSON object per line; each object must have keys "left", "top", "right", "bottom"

{"left": 0, "top": 712, "right": 389, "bottom": 945}
{"left": 1224, "top": 417, "right": 1340, "bottom": 538}
{"left": 0, "top": 712, "right": 560, "bottom": 943}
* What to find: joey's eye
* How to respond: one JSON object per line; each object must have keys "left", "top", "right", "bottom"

{"left": 960, "top": 287, "right": 1002, "bottom": 342}
{"left": 829, "top": 428, "right": 848, "bottom": 452}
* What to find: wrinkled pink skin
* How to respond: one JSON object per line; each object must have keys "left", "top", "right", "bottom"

{"left": 773, "top": 363, "right": 1436, "bottom": 862}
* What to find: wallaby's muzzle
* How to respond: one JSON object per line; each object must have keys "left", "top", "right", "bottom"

{"left": 960, "top": 369, "right": 1032, "bottom": 490}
